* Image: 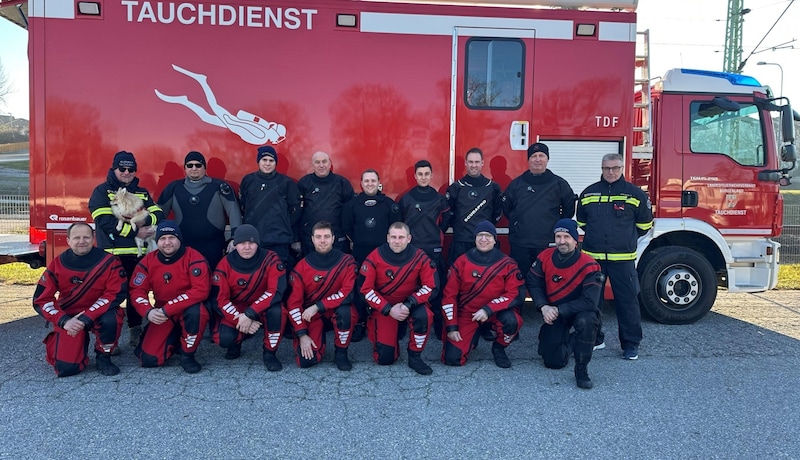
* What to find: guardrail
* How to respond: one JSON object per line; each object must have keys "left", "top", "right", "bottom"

{"left": 0, "top": 195, "right": 29, "bottom": 234}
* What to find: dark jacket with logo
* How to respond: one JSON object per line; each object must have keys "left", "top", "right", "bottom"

{"left": 576, "top": 176, "right": 654, "bottom": 261}
{"left": 342, "top": 192, "right": 401, "bottom": 264}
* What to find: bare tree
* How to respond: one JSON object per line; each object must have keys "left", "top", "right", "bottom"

{"left": 0, "top": 59, "right": 12, "bottom": 107}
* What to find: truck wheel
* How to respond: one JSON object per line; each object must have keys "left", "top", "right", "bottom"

{"left": 637, "top": 247, "right": 716, "bottom": 325}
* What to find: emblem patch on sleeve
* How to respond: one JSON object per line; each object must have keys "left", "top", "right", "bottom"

{"left": 133, "top": 273, "right": 146, "bottom": 286}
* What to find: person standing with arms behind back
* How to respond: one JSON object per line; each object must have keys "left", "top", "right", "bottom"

{"left": 446, "top": 148, "right": 502, "bottom": 265}
{"left": 239, "top": 145, "right": 301, "bottom": 267}
{"left": 503, "top": 142, "right": 575, "bottom": 274}
{"left": 399, "top": 160, "right": 452, "bottom": 340}
{"left": 297, "top": 151, "right": 355, "bottom": 255}
{"left": 89, "top": 150, "right": 163, "bottom": 347}
{"left": 342, "top": 169, "right": 401, "bottom": 342}
{"left": 576, "top": 153, "right": 653, "bottom": 360}
{"left": 158, "top": 151, "right": 241, "bottom": 271}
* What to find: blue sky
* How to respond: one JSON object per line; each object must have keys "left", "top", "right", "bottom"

{"left": 0, "top": 0, "right": 797, "bottom": 120}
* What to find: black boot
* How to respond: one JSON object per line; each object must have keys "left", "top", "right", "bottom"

{"left": 96, "top": 352, "right": 120, "bottom": 376}
{"left": 263, "top": 348, "right": 283, "bottom": 372}
{"left": 334, "top": 347, "right": 352, "bottom": 371}
{"left": 180, "top": 352, "right": 202, "bottom": 374}
{"left": 407, "top": 350, "right": 432, "bottom": 375}
{"left": 575, "top": 364, "right": 593, "bottom": 389}
{"left": 492, "top": 342, "right": 512, "bottom": 368}
{"left": 224, "top": 342, "right": 242, "bottom": 360}
{"left": 480, "top": 323, "right": 496, "bottom": 342}
{"left": 351, "top": 323, "right": 366, "bottom": 343}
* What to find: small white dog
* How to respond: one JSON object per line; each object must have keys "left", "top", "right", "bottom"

{"left": 110, "top": 187, "right": 155, "bottom": 256}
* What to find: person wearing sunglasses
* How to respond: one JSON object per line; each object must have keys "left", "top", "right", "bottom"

{"left": 89, "top": 150, "right": 164, "bottom": 348}
{"left": 576, "top": 154, "right": 653, "bottom": 361}
{"left": 158, "top": 151, "right": 242, "bottom": 271}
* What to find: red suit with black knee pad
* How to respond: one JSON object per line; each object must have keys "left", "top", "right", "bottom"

{"left": 360, "top": 244, "right": 438, "bottom": 365}
{"left": 212, "top": 248, "right": 287, "bottom": 353}
{"left": 287, "top": 249, "right": 357, "bottom": 367}
{"left": 129, "top": 246, "right": 210, "bottom": 367}
{"left": 441, "top": 247, "right": 524, "bottom": 366}
{"left": 33, "top": 248, "right": 126, "bottom": 377}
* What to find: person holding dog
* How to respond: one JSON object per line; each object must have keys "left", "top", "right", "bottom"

{"left": 89, "top": 151, "right": 164, "bottom": 347}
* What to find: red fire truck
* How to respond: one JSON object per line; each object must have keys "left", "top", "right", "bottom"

{"left": 0, "top": 0, "right": 795, "bottom": 324}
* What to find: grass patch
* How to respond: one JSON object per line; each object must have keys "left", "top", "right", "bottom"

{"left": 778, "top": 263, "right": 800, "bottom": 289}
{"left": 0, "top": 161, "right": 29, "bottom": 171}
{"left": 0, "top": 262, "right": 44, "bottom": 285}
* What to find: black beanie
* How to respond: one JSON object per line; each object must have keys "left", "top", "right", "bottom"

{"left": 553, "top": 218, "right": 579, "bottom": 242}
{"left": 112, "top": 151, "right": 137, "bottom": 170}
{"left": 474, "top": 220, "right": 497, "bottom": 238}
{"left": 156, "top": 220, "right": 182, "bottom": 242}
{"left": 233, "top": 224, "right": 260, "bottom": 245}
{"left": 184, "top": 151, "right": 206, "bottom": 167}
{"left": 257, "top": 145, "right": 278, "bottom": 164}
{"left": 527, "top": 142, "right": 550, "bottom": 159}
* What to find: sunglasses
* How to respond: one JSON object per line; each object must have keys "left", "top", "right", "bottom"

{"left": 117, "top": 167, "right": 136, "bottom": 173}
{"left": 185, "top": 163, "right": 204, "bottom": 169}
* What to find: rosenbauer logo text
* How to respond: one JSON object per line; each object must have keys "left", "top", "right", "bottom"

{"left": 121, "top": 1, "right": 318, "bottom": 29}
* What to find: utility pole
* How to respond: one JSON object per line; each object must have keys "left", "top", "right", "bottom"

{"left": 723, "top": 0, "right": 750, "bottom": 73}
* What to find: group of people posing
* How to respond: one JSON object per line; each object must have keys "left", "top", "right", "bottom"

{"left": 33, "top": 142, "right": 653, "bottom": 389}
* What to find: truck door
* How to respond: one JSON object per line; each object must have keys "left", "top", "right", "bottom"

{"left": 680, "top": 97, "right": 780, "bottom": 237}
{"left": 450, "top": 28, "right": 535, "bottom": 190}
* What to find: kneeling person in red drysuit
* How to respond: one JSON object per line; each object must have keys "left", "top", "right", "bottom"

{"left": 441, "top": 220, "right": 524, "bottom": 368}
{"left": 211, "top": 224, "right": 288, "bottom": 371}
{"left": 287, "top": 221, "right": 358, "bottom": 371}
{"left": 130, "top": 220, "right": 210, "bottom": 373}
{"left": 33, "top": 222, "right": 126, "bottom": 377}
{"left": 360, "top": 222, "right": 439, "bottom": 375}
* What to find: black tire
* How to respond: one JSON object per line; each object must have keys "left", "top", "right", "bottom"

{"left": 637, "top": 247, "right": 717, "bottom": 324}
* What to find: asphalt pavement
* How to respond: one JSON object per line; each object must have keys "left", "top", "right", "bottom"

{"left": 1, "top": 286, "right": 799, "bottom": 458}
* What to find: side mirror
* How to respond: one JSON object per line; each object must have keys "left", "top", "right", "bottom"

{"left": 782, "top": 144, "right": 797, "bottom": 163}
{"left": 782, "top": 105, "right": 796, "bottom": 144}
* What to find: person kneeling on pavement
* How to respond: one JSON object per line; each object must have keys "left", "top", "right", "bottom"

{"left": 210, "top": 224, "right": 288, "bottom": 371}
{"left": 33, "top": 222, "right": 126, "bottom": 377}
{"left": 440, "top": 220, "right": 524, "bottom": 368}
{"left": 129, "top": 221, "right": 211, "bottom": 373}
{"left": 526, "top": 219, "right": 603, "bottom": 389}
{"left": 286, "top": 221, "right": 358, "bottom": 371}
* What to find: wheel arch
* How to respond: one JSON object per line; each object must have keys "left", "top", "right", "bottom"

{"left": 637, "top": 218, "right": 729, "bottom": 277}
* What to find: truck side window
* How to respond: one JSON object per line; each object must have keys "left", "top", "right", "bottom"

{"left": 689, "top": 101, "right": 766, "bottom": 167}
{"left": 464, "top": 38, "right": 524, "bottom": 110}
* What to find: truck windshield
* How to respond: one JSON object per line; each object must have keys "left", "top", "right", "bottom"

{"left": 689, "top": 101, "right": 765, "bottom": 167}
